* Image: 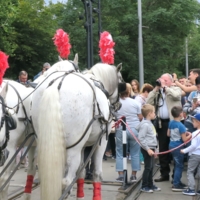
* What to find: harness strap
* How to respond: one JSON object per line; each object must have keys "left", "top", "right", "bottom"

{"left": 47, "top": 70, "right": 75, "bottom": 88}
{"left": 0, "top": 134, "right": 35, "bottom": 192}
{"left": 90, "top": 74, "right": 115, "bottom": 97}
{"left": 0, "top": 96, "right": 9, "bottom": 153}
{"left": 66, "top": 115, "right": 102, "bottom": 149}
{"left": 6, "top": 83, "right": 20, "bottom": 114}
{"left": 94, "top": 81, "right": 109, "bottom": 99}
{"left": 0, "top": 132, "right": 35, "bottom": 177}
{"left": 69, "top": 60, "right": 80, "bottom": 72}
{"left": 7, "top": 82, "right": 29, "bottom": 122}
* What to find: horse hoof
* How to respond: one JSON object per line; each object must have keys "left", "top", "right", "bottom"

{"left": 23, "top": 193, "right": 31, "bottom": 200}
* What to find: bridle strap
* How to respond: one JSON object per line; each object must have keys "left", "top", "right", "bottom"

{"left": 69, "top": 60, "right": 80, "bottom": 72}
{"left": 0, "top": 96, "right": 9, "bottom": 153}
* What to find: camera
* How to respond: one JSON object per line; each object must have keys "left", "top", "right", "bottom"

{"left": 155, "top": 80, "right": 161, "bottom": 87}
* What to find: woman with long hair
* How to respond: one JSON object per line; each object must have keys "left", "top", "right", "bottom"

{"left": 131, "top": 79, "right": 140, "bottom": 98}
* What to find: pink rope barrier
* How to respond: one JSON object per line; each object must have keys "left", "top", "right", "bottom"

{"left": 112, "top": 118, "right": 200, "bottom": 155}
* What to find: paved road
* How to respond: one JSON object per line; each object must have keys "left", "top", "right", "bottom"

{"left": 8, "top": 159, "right": 200, "bottom": 200}
{"left": 127, "top": 163, "right": 200, "bottom": 200}
{"left": 8, "top": 158, "right": 143, "bottom": 200}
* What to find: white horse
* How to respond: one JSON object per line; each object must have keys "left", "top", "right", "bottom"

{"left": 31, "top": 61, "right": 122, "bottom": 200}
{"left": 0, "top": 80, "right": 35, "bottom": 200}
{"left": 0, "top": 55, "right": 80, "bottom": 200}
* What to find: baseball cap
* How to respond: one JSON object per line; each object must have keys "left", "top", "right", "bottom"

{"left": 191, "top": 113, "right": 200, "bottom": 121}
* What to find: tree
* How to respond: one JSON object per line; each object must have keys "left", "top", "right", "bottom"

{"left": 1, "top": 0, "right": 200, "bottom": 84}
{"left": 141, "top": 0, "right": 200, "bottom": 83}
{"left": 61, "top": 0, "right": 200, "bottom": 84}
{"left": 0, "top": 0, "right": 18, "bottom": 55}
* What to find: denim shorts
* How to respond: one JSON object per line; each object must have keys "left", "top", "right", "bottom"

{"left": 115, "top": 126, "right": 141, "bottom": 171}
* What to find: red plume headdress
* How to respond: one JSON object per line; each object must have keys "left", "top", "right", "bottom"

{"left": 0, "top": 51, "right": 9, "bottom": 85}
{"left": 99, "top": 31, "right": 115, "bottom": 64}
{"left": 53, "top": 29, "right": 71, "bottom": 59}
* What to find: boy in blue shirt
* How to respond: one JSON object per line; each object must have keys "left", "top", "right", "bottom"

{"left": 167, "top": 106, "right": 192, "bottom": 191}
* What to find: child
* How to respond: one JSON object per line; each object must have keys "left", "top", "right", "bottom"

{"left": 167, "top": 106, "right": 191, "bottom": 191}
{"left": 181, "top": 113, "right": 200, "bottom": 196}
{"left": 138, "top": 104, "right": 160, "bottom": 193}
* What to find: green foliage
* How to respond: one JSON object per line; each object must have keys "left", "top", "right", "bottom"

{"left": 0, "top": 0, "right": 18, "bottom": 55}
{"left": 0, "top": 0, "right": 200, "bottom": 85}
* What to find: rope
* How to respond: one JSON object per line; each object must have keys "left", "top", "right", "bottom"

{"left": 112, "top": 118, "right": 200, "bottom": 155}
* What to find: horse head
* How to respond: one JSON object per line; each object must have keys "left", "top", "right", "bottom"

{"left": 89, "top": 62, "right": 123, "bottom": 107}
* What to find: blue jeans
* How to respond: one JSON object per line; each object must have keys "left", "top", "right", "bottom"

{"left": 115, "top": 127, "right": 140, "bottom": 172}
{"left": 169, "top": 145, "right": 184, "bottom": 186}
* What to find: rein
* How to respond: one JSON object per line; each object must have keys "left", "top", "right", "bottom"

{"left": 7, "top": 82, "right": 29, "bottom": 120}
{"left": 0, "top": 95, "right": 10, "bottom": 165}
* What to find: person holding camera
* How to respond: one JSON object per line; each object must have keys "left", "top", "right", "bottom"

{"left": 183, "top": 76, "right": 200, "bottom": 133}
{"left": 33, "top": 62, "right": 51, "bottom": 80}
{"left": 173, "top": 69, "right": 200, "bottom": 93}
{"left": 147, "top": 73, "right": 182, "bottom": 182}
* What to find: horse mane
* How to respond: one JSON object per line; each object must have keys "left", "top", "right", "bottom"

{"left": 90, "top": 63, "right": 118, "bottom": 87}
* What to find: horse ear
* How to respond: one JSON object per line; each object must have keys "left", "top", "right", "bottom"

{"left": 74, "top": 53, "right": 78, "bottom": 66}
{"left": 116, "top": 63, "right": 122, "bottom": 72}
{"left": 58, "top": 56, "right": 63, "bottom": 61}
{"left": 1, "top": 83, "right": 8, "bottom": 99}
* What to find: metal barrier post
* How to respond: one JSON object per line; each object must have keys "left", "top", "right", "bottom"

{"left": 122, "top": 116, "right": 128, "bottom": 188}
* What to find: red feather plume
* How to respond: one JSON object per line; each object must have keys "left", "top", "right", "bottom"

{"left": 53, "top": 29, "right": 71, "bottom": 59}
{"left": 0, "top": 51, "right": 9, "bottom": 85}
{"left": 99, "top": 31, "right": 115, "bottom": 64}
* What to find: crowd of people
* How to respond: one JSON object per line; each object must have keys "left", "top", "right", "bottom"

{"left": 104, "top": 69, "right": 200, "bottom": 196}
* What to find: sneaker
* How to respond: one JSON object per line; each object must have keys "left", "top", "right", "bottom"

{"left": 112, "top": 156, "right": 116, "bottom": 159}
{"left": 172, "top": 185, "right": 185, "bottom": 192}
{"left": 171, "top": 181, "right": 187, "bottom": 189}
{"left": 103, "top": 155, "right": 107, "bottom": 160}
{"left": 182, "top": 188, "right": 196, "bottom": 196}
{"left": 116, "top": 176, "right": 124, "bottom": 182}
{"left": 179, "top": 182, "right": 187, "bottom": 189}
{"left": 151, "top": 185, "right": 161, "bottom": 191}
{"left": 130, "top": 175, "right": 137, "bottom": 183}
{"left": 141, "top": 187, "right": 153, "bottom": 193}
{"left": 197, "top": 190, "right": 200, "bottom": 195}
{"left": 105, "top": 152, "right": 112, "bottom": 158}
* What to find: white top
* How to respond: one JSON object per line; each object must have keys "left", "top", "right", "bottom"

{"left": 135, "top": 95, "right": 147, "bottom": 106}
{"left": 159, "top": 89, "right": 169, "bottom": 119}
{"left": 182, "top": 129, "right": 200, "bottom": 155}
{"left": 116, "top": 97, "right": 141, "bottom": 130}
